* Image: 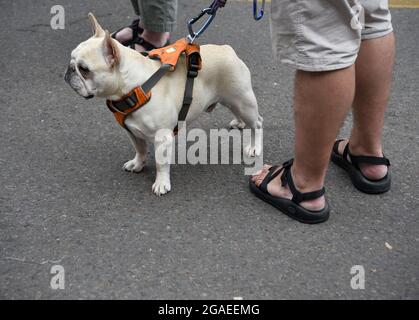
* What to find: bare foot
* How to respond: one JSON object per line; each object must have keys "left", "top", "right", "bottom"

{"left": 139, "top": 30, "right": 170, "bottom": 51}
{"left": 114, "top": 26, "right": 135, "bottom": 44}
{"left": 336, "top": 139, "right": 388, "bottom": 180}
{"left": 114, "top": 25, "right": 169, "bottom": 53}
{"left": 251, "top": 165, "right": 326, "bottom": 211}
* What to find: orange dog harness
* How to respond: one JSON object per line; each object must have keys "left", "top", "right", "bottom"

{"left": 106, "top": 38, "right": 202, "bottom": 132}
{"left": 149, "top": 38, "right": 201, "bottom": 71}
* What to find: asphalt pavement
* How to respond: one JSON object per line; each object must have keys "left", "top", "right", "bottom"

{"left": 0, "top": 0, "right": 418, "bottom": 299}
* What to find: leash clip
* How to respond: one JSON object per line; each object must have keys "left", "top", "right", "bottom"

{"left": 186, "top": 0, "right": 227, "bottom": 43}
{"left": 253, "top": 0, "right": 265, "bottom": 21}
{"left": 187, "top": 7, "right": 215, "bottom": 43}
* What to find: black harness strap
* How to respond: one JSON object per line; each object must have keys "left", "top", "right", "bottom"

{"left": 174, "top": 52, "right": 201, "bottom": 133}
{"left": 142, "top": 64, "right": 172, "bottom": 93}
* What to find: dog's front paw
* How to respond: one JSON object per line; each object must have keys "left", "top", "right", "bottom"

{"left": 244, "top": 144, "right": 262, "bottom": 157}
{"left": 152, "top": 178, "right": 171, "bottom": 196}
{"left": 229, "top": 118, "right": 246, "bottom": 130}
{"left": 123, "top": 158, "right": 145, "bottom": 173}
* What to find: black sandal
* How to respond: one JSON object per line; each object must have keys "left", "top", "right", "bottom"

{"left": 111, "top": 19, "right": 144, "bottom": 47}
{"left": 331, "top": 139, "right": 391, "bottom": 194}
{"left": 249, "top": 159, "right": 330, "bottom": 224}
{"left": 112, "top": 18, "right": 170, "bottom": 52}
{"left": 130, "top": 36, "right": 157, "bottom": 51}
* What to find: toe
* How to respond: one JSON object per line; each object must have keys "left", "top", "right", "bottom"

{"left": 254, "top": 176, "right": 265, "bottom": 187}
{"left": 251, "top": 165, "right": 272, "bottom": 177}
{"left": 252, "top": 171, "right": 269, "bottom": 186}
{"left": 251, "top": 168, "right": 267, "bottom": 181}
{"left": 251, "top": 164, "right": 279, "bottom": 186}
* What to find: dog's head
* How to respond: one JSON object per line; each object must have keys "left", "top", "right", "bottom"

{"left": 64, "top": 13, "right": 121, "bottom": 99}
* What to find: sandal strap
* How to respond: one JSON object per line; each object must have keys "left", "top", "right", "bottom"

{"left": 112, "top": 19, "right": 143, "bottom": 47}
{"left": 259, "top": 165, "right": 285, "bottom": 194}
{"left": 333, "top": 139, "right": 345, "bottom": 155}
{"left": 130, "top": 19, "right": 141, "bottom": 38}
{"left": 343, "top": 143, "right": 390, "bottom": 168}
{"left": 342, "top": 142, "right": 350, "bottom": 163}
{"left": 349, "top": 154, "right": 390, "bottom": 166}
{"left": 280, "top": 159, "right": 326, "bottom": 204}
{"left": 131, "top": 36, "right": 157, "bottom": 52}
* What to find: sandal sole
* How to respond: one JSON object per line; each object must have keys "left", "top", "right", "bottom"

{"left": 331, "top": 151, "right": 391, "bottom": 194}
{"left": 249, "top": 179, "right": 330, "bottom": 224}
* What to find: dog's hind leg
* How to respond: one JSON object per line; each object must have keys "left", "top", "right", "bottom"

{"left": 225, "top": 92, "right": 263, "bottom": 157}
{"left": 123, "top": 133, "right": 147, "bottom": 173}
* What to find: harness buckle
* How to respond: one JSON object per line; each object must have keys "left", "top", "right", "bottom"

{"left": 187, "top": 51, "right": 201, "bottom": 78}
{"left": 106, "top": 100, "right": 128, "bottom": 115}
{"left": 187, "top": 69, "right": 199, "bottom": 78}
{"left": 125, "top": 95, "right": 137, "bottom": 108}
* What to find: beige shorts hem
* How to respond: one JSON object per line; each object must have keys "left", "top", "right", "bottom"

{"left": 361, "top": 27, "right": 394, "bottom": 40}
{"left": 280, "top": 57, "right": 357, "bottom": 72}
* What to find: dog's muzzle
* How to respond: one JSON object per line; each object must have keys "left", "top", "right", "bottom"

{"left": 64, "top": 65, "right": 94, "bottom": 99}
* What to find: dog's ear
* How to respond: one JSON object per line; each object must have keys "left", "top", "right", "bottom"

{"left": 88, "top": 12, "right": 105, "bottom": 37}
{"left": 102, "top": 30, "right": 120, "bottom": 68}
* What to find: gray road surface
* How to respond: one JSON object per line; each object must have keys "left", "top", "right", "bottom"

{"left": 0, "top": 0, "right": 418, "bottom": 299}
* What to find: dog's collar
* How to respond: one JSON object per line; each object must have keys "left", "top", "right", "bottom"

{"left": 106, "top": 87, "right": 152, "bottom": 128}
{"left": 106, "top": 63, "right": 173, "bottom": 128}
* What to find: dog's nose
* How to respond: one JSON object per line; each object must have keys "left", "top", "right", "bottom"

{"left": 64, "top": 65, "right": 74, "bottom": 83}
{"left": 64, "top": 67, "right": 71, "bottom": 83}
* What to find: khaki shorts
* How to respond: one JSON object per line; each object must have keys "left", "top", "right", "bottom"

{"left": 130, "top": 0, "right": 178, "bottom": 32}
{"left": 270, "top": 0, "right": 393, "bottom": 71}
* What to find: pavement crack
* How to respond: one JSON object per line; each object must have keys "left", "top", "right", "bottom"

{"left": 0, "top": 255, "right": 67, "bottom": 265}
{"left": 1, "top": 256, "right": 42, "bottom": 265}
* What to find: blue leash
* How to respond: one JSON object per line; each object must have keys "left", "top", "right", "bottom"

{"left": 253, "top": 0, "right": 266, "bottom": 21}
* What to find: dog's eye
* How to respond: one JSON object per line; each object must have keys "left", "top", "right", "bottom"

{"left": 78, "top": 65, "right": 90, "bottom": 76}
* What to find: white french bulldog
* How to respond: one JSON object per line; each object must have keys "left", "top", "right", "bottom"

{"left": 65, "top": 14, "right": 263, "bottom": 196}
